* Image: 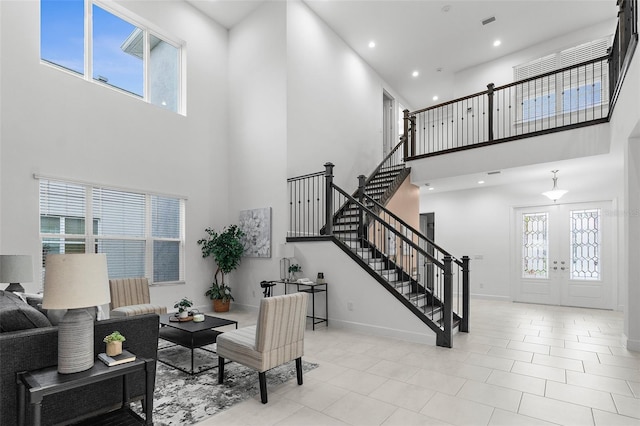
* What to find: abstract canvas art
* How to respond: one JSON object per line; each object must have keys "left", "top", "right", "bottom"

{"left": 239, "top": 207, "right": 271, "bottom": 257}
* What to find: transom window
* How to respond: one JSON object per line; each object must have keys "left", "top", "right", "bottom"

{"left": 39, "top": 178, "right": 185, "bottom": 284}
{"left": 41, "top": 0, "right": 183, "bottom": 114}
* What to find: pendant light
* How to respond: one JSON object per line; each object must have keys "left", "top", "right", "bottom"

{"left": 542, "top": 170, "right": 568, "bottom": 202}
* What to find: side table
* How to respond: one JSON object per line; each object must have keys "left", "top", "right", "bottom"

{"left": 17, "top": 356, "right": 154, "bottom": 426}
{"left": 282, "top": 281, "right": 328, "bottom": 330}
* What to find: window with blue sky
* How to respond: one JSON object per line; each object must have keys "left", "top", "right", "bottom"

{"left": 40, "top": 0, "right": 182, "bottom": 113}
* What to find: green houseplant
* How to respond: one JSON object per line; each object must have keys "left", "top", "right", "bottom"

{"left": 103, "top": 331, "right": 126, "bottom": 356}
{"left": 197, "top": 225, "right": 245, "bottom": 312}
{"left": 173, "top": 297, "right": 193, "bottom": 318}
{"left": 288, "top": 263, "right": 302, "bottom": 281}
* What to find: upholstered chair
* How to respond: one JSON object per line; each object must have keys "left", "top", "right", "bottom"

{"left": 108, "top": 277, "right": 167, "bottom": 317}
{"left": 216, "top": 292, "right": 309, "bottom": 403}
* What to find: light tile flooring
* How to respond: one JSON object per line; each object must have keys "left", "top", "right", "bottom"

{"left": 196, "top": 299, "right": 640, "bottom": 426}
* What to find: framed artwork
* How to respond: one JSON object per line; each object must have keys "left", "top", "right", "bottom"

{"left": 239, "top": 207, "right": 271, "bottom": 258}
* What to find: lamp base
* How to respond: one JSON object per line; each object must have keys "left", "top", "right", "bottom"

{"left": 280, "top": 258, "right": 290, "bottom": 281}
{"left": 58, "top": 308, "right": 95, "bottom": 374}
{"left": 4, "top": 282, "right": 25, "bottom": 293}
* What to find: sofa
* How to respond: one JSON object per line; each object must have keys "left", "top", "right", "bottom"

{"left": 0, "top": 290, "right": 159, "bottom": 425}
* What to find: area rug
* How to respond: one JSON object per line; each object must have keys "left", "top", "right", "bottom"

{"left": 132, "top": 341, "right": 318, "bottom": 425}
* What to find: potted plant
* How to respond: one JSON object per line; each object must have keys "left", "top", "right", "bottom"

{"left": 174, "top": 297, "right": 193, "bottom": 318}
{"left": 103, "top": 331, "right": 126, "bottom": 356}
{"left": 197, "top": 225, "right": 245, "bottom": 312}
{"left": 288, "top": 263, "right": 302, "bottom": 281}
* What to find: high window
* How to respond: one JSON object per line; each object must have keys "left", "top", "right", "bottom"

{"left": 514, "top": 37, "right": 610, "bottom": 122}
{"left": 41, "top": 0, "right": 182, "bottom": 114}
{"left": 39, "top": 178, "right": 185, "bottom": 284}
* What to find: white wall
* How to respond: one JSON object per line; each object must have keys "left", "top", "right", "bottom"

{"left": 286, "top": 0, "right": 411, "bottom": 190}
{"left": 453, "top": 20, "right": 616, "bottom": 98}
{"left": 420, "top": 171, "right": 621, "bottom": 303}
{"left": 283, "top": 241, "right": 437, "bottom": 344}
{"left": 227, "top": 1, "right": 288, "bottom": 308}
{"left": 0, "top": 0, "right": 229, "bottom": 311}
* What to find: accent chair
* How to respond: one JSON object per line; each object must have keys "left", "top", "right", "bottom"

{"left": 216, "top": 292, "right": 309, "bottom": 403}
{"left": 108, "top": 277, "right": 167, "bottom": 317}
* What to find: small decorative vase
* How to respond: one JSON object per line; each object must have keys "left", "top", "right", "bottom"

{"left": 179, "top": 310, "right": 188, "bottom": 319}
{"left": 213, "top": 299, "right": 230, "bottom": 312}
{"left": 106, "top": 341, "right": 122, "bottom": 357}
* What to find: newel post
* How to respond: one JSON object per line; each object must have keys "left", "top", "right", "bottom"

{"left": 441, "top": 255, "right": 453, "bottom": 348}
{"left": 403, "top": 109, "right": 410, "bottom": 159}
{"left": 324, "top": 162, "right": 335, "bottom": 236}
{"left": 487, "top": 83, "right": 495, "bottom": 141}
{"left": 461, "top": 256, "right": 470, "bottom": 333}
{"left": 357, "top": 175, "right": 366, "bottom": 240}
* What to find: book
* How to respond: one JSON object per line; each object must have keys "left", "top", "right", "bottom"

{"left": 98, "top": 350, "right": 136, "bottom": 367}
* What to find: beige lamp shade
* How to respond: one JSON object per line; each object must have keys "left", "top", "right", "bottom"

{"left": 0, "top": 255, "right": 33, "bottom": 283}
{"left": 278, "top": 243, "right": 295, "bottom": 259}
{"left": 42, "top": 253, "right": 110, "bottom": 309}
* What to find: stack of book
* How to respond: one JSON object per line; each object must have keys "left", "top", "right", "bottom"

{"left": 98, "top": 350, "right": 136, "bottom": 367}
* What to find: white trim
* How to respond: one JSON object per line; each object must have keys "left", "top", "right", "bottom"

{"left": 624, "top": 334, "right": 640, "bottom": 352}
{"left": 33, "top": 173, "right": 188, "bottom": 201}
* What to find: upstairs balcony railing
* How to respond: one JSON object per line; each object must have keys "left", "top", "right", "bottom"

{"left": 404, "top": 0, "right": 637, "bottom": 160}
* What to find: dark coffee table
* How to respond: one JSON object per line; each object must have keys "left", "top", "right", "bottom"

{"left": 158, "top": 314, "right": 238, "bottom": 375}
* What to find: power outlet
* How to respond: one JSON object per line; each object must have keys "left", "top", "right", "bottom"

{"left": 347, "top": 301, "right": 354, "bottom": 311}
{"left": 479, "top": 283, "right": 484, "bottom": 288}
{"left": 252, "top": 290, "right": 256, "bottom": 298}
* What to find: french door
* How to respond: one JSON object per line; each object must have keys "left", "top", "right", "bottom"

{"left": 514, "top": 201, "right": 613, "bottom": 309}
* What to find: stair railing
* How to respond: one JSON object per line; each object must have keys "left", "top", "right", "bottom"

{"left": 331, "top": 183, "right": 463, "bottom": 347}
{"left": 403, "top": 0, "right": 637, "bottom": 160}
{"left": 357, "top": 190, "right": 470, "bottom": 333}
{"left": 363, "top": 139, "right": 406, "bottom": 188}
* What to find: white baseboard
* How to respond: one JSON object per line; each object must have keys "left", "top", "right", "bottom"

{"left": 328, "top": 319, "right": 437, "bottom": 345}
{"left": 624, "top": 334, "right": 640, "bottom": 352}
{"left": 470, "top": 294, "right": 511, "bottom": 302}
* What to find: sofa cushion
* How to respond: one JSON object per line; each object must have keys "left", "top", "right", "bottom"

{"left": 0, "top": 290, "right": 51, "bottom": 332}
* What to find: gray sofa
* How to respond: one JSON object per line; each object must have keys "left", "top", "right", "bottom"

{"left": 0, "top": 290, "right": 159, "bottom": 425}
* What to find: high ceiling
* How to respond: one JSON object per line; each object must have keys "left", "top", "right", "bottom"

{"left": 186, "top": 0, "right": 617, "bottom": 109}
{"left": 185, "top": 0, "right": 620, "bottom": 193}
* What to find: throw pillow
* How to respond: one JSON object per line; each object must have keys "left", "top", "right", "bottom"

{"left": 0, "top": 290, "right": 52, "bottom": 332}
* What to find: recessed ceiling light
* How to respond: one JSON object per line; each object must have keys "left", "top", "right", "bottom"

{"left": 368, "top": 41, "right": 376, "bottom": 48}
{"left": 412, "top": 70, "right": 419, "bottom": 77}
{"left": 428, "top": 187, "right": 434, "bottom": 191}
{"left": 478, "top": 180, "right": 485, "bottom": 184}
{"left": 432, "top": 95, "right": 439, "bottom": 101}
{"left": 493, "top": 40, "right": 501, "bottom": 47}
{"left": 441, "top": 5, "right": 451, "bottom": 13}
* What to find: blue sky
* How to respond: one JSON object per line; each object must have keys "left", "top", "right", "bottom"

{"left": 41, "top": 0, "right": 143, "bottom": 96}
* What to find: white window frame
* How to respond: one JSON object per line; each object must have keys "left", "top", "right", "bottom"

{"left": 38, "top": 177, "right": 186, "bottom": 285}
{"left": 40, "top": 0, "right": 185, "bottom": 115}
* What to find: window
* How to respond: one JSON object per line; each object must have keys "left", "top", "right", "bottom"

{"left": 39, "top": 179, "right": 185, "bottom": 284}
{"left": 40, "top": 0, "right": 183, "bottom": 113}
{"left": 514, "top": 37, "right": 610, "bottom": 122}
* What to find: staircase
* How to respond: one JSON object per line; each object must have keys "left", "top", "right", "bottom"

{"left": 287, "top": 141, "right": 469, "bottom": 347}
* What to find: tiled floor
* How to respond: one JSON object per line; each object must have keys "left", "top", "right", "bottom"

{"left": 195, "top": 299, "right": 640, "bottom": 426}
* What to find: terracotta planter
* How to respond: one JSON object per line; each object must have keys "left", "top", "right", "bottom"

{"left": 212, "top": 299, "right": 230, "bottom": 312}
{"left": 106, "top": 341, "right": 122, "bottom": 357}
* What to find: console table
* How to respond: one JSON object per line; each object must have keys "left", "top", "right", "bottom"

{"left": 17, "top": 355, "right": 154, "bottom": 426}
{"left": 282, "top": 281, "right": 328, "bottom": 330}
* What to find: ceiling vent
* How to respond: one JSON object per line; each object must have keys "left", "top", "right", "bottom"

{"left": 487, "top": 171, "right": 501, "bottom": 175}
{"left": 482, "top": 16, "right": 496, "bottom": 26}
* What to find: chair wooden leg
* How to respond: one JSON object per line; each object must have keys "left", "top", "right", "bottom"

{"left": 259, "top": 372, "right": 268, "bottom": 404}
{"left": 218, "top": 356, "right": 225, "bottom": 384}
{"left": 296, "top": 358, "right": 303, "bottom": 385}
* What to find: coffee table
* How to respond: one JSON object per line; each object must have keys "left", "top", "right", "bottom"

{"left": 158, "top": 314, "right": 238, "bottom": 375}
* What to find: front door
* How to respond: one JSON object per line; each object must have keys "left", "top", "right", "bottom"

{"left": 514, "top": 201, "right": 614, "bottom": 309}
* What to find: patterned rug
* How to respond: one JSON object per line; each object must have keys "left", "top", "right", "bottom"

{"left": 132, "top": 341, "right": 318, "bottom": 425}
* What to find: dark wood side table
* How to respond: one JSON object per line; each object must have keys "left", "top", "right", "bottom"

{"left": 16, "top": 356, "right": 154, "bottom": 426}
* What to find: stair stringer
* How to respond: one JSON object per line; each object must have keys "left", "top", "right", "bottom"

{"left": 330, "top": 236, "right": 452, "bottom": 341}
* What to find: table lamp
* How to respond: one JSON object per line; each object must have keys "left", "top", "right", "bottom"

{"left": 43, "top": 254, "right": 110, "bottom": 374}
{"left": 0, "top": 255, "right": 33, "bottom": 293}
{"left": 278, "top": 243, "right": 295, "bottom": 281}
